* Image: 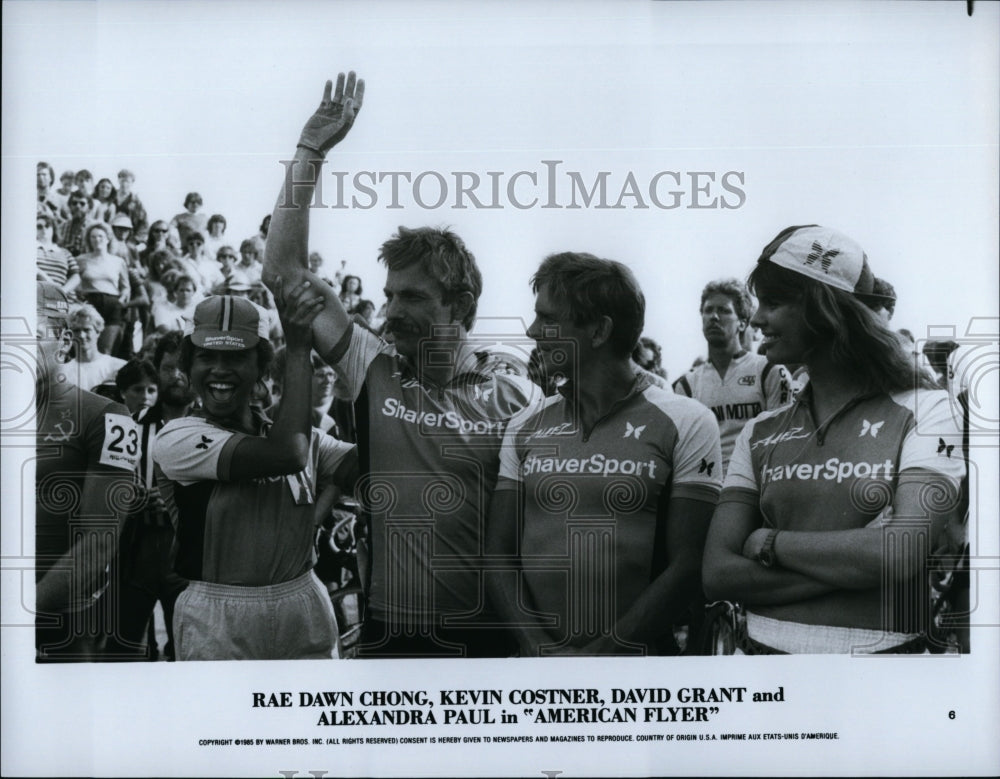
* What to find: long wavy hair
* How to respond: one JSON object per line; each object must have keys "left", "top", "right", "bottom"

{"left": 748, "top": 258, "right": 934, "bottom": 395}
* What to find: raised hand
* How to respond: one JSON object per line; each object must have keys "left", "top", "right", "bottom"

{"left": 297, "top": 72, "right": 366, "bottom": 156}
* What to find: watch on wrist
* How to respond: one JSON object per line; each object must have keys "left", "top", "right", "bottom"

{"left": 757, "top": 529, "right": 779, "bottom": 568}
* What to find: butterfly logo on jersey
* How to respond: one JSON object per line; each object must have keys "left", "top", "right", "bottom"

{"left": 937, "top": 438, "right": 955, "bottom": 457}
{"left": 698, "top": 458, "right": 715, "bottom": 476}
{"left": 474, "top": 384, "right": 495, "bottom": 404}
{"left": 624, "top": 422, "right": 646, "bottom": 440}
{"left": 859, "top": 419, "right": 884, "bottom": 438}
{"left": 195, "top": 435, "right": 213, "bottom": 450}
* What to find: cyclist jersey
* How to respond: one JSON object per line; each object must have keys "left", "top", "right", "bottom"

{"left": 722, "top": 386, "right": 965, "bottom": 633}
{"left": 672, "top": 351, "right": 792, "bottom": 473}
{"left": 153, "top": 412, "right": 354, "bottom": 586}
{"left": 331, "top": 324, "right": 540, "bottom": 624}
{"left": 497, "top": 372, "right": 722, "bottom": 646}
{"left": 36, "top": 381, "right": 139, "bottom": 610}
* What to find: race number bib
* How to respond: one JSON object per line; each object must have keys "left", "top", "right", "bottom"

{"left": 100, "top": 413, "right": 141, "bottom": 470}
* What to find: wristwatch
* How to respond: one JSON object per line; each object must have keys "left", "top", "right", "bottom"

{"left": 757, "top": 529, "right": 780, "bottom": 568}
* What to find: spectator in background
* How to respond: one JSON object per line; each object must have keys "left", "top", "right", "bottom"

{"left": 37, "top": 212, "right": 80, "bottom": 291}
{"left": 673, "top": 278, "right": 792, "bottom": 474}
{"left": 871, "top": 277, "right": 897, "bottom": 323}
{"left": 140, "top": 220, "right": 177, "bottom": 269}
{"left": 144, "top": 248, "right": 182, "bottom": 308}
{"left": 71, "top": 170, "right": 105, "bottom": 222}
{"left": 238, "top": 238, "right": 265, "bottom": 285}
{"left": 203, "top": 214, "right": 228, "bottom": 260}
{"left": 350, "top": 299, "right": 376, "bottom": 326}
{"left": 37, "top": 161, "right": 62, "bottom": 222}
{"left": 109, "top": 214, "right": 139, "bottom": 264}
{"left": 59, "top": 191, "right": 95, "bottom": 257}
{"left": 632, "top": 335, "right": 667, "bottom": 380}
{"left": 137, "top": 329, "right": 167, "bottom": 364}
{"left": 151, "top": 273, "right": 199, "bottom": 332}
{"left": 258, "top": 213, "right": 271, "bottom": 243}
{"left": 211, "top": 245, "right": 247, "bottom": 293}
{"left": 115, "top": 359, "right": 159, "bottom": 416}
{"left": 338, "top": 274, "right": 362, "bottom": 312}
{"left": 60, "top": 303, "right": 127, "bottom": 391}
{"left": 180, "top": 230, "right": 222, "bottom": 292}
{"left": 55, "top": 169, "right": 77, "bottom": 210}
{"left": 170, "top": 192, "right": 208, "bottom": 247}
{"left": 309, "top": 251, "right": 335, "bottom": 287}
{"left": 93, "top": 178, "right": 118, "bottom": 223}
{"left": 923, "top": 340, "right": 959, "bottom": 388}
{"left": 111, "top": 222, "right": 152, "bottom": 360}
{"left": 115, "top": 170, "right": 149, "bottom": 246}
{"left": 74, "top": 223, "right": 131, "bottom": 355}
{"left": 267, "top": 348, "right": 340, "bottom": 437}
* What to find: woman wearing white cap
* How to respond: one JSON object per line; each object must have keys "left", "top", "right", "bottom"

{"left": 702, "top": 225, "right": 965, "bottom": 654}
{"left": 152, "top": 286, "right": 358, "bottom": 660}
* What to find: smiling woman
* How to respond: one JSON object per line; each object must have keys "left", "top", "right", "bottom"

{"left": 702, "top": 226, "right": 967, "bottom": 654}
{"left": 151, "top": 289, "right": 359, "bottom": 660}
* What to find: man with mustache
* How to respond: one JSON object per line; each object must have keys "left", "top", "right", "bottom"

{"left": 673, "top": 278, "right": 792, "bottom": 475}
{"left": 263, "top": 73, "right": 539, "bottom": 657}
{"left": 107, "top": 330, "right": 193, "bottom": 660}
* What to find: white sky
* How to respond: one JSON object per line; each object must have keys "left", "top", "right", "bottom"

{"left": 2, "top": 2, "right": 999, "bottom": 777}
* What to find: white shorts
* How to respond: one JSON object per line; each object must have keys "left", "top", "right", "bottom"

{"left": 173, "top": 570, "right": 339, "bottom": 660}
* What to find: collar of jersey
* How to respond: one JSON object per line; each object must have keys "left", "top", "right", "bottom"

{"left": 789, "top": 381, "right": 881, "bottom": 445}
{"left": 396, "top": 341, "right": 499, "bottom": 390}
{"left": 191, "top": 404, "right": 272, "bottom": 436}
{"left": 556, "top": 367, "right": 653, "bottom": 405}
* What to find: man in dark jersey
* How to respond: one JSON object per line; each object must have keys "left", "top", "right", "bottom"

{"left": 35, "top": 281, "right": 140, "bottom": 661}
{"left": 263, "top": 74, "right": 539, "bottom": 657}
{"left": 490, "top": 254, "right": 722, "bottom": 655}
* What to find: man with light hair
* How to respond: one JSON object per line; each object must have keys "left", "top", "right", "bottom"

{"left": 673, "top": 278, "right": 792, "bottom": 474}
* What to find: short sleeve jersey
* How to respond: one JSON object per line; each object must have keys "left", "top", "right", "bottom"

{"left": 152, "top": 413, "right": 354, "bottom": 586}
{"left": 36, "top": 382, "right": 139, "bottom": 609}
{"left": 722, "top": 386, "right": 965, "bottom": 632}
{"left": 673, "top": 351, "right": 792, "bottom": 473}
{"left": 497, "top": 373, "right": 722, "bottom": 636}
{"left": 332, "top": 324, "right": 540, "bottom": 622}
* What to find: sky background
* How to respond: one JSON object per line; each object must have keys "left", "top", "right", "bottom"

{"left": 2, "top": 2, "right": 998, "bottom": 777}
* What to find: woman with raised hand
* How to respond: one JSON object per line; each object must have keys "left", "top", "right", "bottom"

{"left": 702, "top": 225, "right": 965, "bottom": 654}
